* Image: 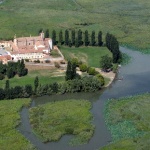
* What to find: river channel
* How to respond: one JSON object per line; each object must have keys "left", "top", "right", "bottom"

{"left": 18, "top": 47, "right": 150, "bottom": 150}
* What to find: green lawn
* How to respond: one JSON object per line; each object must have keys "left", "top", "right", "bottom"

{"left": 0, "top": 69, "right": 65, "bottom": 88}
{"left": 0, "top": 98, "right": 35, "bottom": 150}
{"left": 0, "top": 0, "right": 150, "bottom": 50}
{"left": 60, "top": 46, "right": 112, "bottom": 68}
{"left": 102, "top": 93, "right": 150, "bottom": 150}
{"left": 29, "top": 100, "right": 94, "bottom": 146}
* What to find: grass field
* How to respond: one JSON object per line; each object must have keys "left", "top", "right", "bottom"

{"left": 102, "top": 93, "right": 150, "bottom": 150}
{"left": 60, "top": 46, "right": 112, "bottom": 68}
{"left": 29, "top": 100, "right": 94, "bottom": 146}
{"left": 0, "top": 68, "right": 65, "bottom": 88}
{"left": 0, "top": 98, "right": 35, "bottom": 150}
{"left": 1, "top": 0, "right": 150, "bottom": 50}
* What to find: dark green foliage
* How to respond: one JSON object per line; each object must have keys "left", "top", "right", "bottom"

{"left": 6, "top": 67, "right": 15, "bottom": 79}
{"left": 0, "top": 62, "right": 6, "bottom": 74}
{"left": 79, "top": 64, "right": 88, "bottom": 72}
{"left": 95, "top": 74, "right": 105, "bottom": 86}
{"left": 84, "top": 30, "right": 89, "bottom": 46}
{"left": 98, "top": 31, "right": 103, "bottom": 46}
{"left": 78, "top": 29, "right": 83, "bottom": 46}
{"left": 38, "top": 28, "right": 43, "bottom": 35}
{"left": 65, "top": 29, "right": 69, "bottom": 45}
{"left": 75, "top": 38, "right": 79, "bottom": 48}
{"left": 59, "top": 30, "right": 63, "bottom": 45}
{"left": 17, "top": 59, "right": 28, "bottom": 77}
{"left": 65, "top": 61, "right": 77, "bottom": 81}
{"left": 52, "top": 30, "right": 56, "bottom": 45}
{"left": 106, "top": 33, "right": 122, "bottom": 63}
{"left": 50, "top": 82, "right": 59, "bottom": 93}
{"left": 45, "top": 29, "right": 49, "bottom": 38}
{"left": 71, "top": 30, "right": 75, "bottom": 45}
{"left": 34, "top": 76, "right": 39, "bottom": 93}
{"left": 91, "top": 31, "right": 96, "bottom": 46}
{"left": 0, "top": 73, "right": 5, "bottom": 80}
{"left": 100, "top": 55, "right": 113, "bottom": 71}
{"left": 5, "top": 80, "right": 10, "bottom": 90}
{"left": 24, "top": 84, "right": 33, "bottom": 97}
{"left": 0, "top": 88, "right": 5, "bottom": 100}
{"left": 68, "top": 39, "right": 72, "bottom": 47}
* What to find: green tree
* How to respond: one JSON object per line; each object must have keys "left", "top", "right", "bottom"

{"left": 34, "top": 76, "right": 39, "bottom": 93}
{"left": 59, "top": 30, "right": 63, "bottom": 45}
{"left": 100, "top": 55, "right": 113, "bottom": 72}
{"left": 71, "top": 30, "right": 75, "bottom": 45}
{"left": 65, "top": 29, "right": 69, "bottom": 45}
{"left": 45, "top": 29, "right": 49, "bottom": 38}
{"left": 98, "top": 31, "right": 103, "bottom": 46}
{"left": 65, "top": 61, "right": 77, "bottom": 80}
{"left": 91, "top": 31, "right": 95, "bottom": 46}
{"left": 75, "top": 38, "right": 79, "bottom": 48}
{"left": 5, "top": 80, "right": 10, "bottom": 91}
{"left": 84, "top": 30, "right": 89, "bottom": 46}
{"left": 78, "top": 29, "right": 83, "bottom": 46}
{"left": 68, "top": 39, "right": 72, "bottom": 47}
{"left": 52, "top": 30, "right": 56, "bottom": 45}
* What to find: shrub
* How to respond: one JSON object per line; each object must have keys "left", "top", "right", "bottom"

{"left": 34, "top": 60, "right": 40, "bottom": 63}
{"left": 79, "top": 64, "right": 88, "bottom": 72}
{"left": 45, "top": 60, "right": 51, "bottom": 63}
{"left": 25, "top": 59, "right": 29, "bottom": 62}
{"left": 95, "top": 74, "right": 105, "bottom": 86}
{"left": 54, "top": 62, "right": 60, "bottom": 68}
{"left": 87, "top": 67, "right": 98, "bottom": 75}
{"left": 71, "top": 58, "right": 79, "bottom": 67}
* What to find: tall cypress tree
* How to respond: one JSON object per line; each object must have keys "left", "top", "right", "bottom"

{"left": 75, "top": 38, "right": 79, "bottom": 48}
{"left": 34, "top": 76, "right": 39, "bottom": 93}
{"left": 78, "top": 29, "right": 83, "bottom": 46}
{"left": 59, "top": 30, "right": 63, "bottom": 45}
{"left": 65, "top": 61, "right": 77, "bottom": 80}
{"left": 65, "top": 61, "right": 72, "bottom": 80}
{"left": 65, "top": 29, "right": 69, "bottom": 45}
{"left": 71, "top": 30, "right": 75, "bottom": 45}
{"left": 91, "top": 31, "right": 95, "bottom": 46}
{"left": 45, "top": 29, "right": 49, "bottom": 38}
{"left": 98, "top": 31, "right": 103, "bottom": 46}
{"left": 84, "top": 30, "right": 89, "bottom": 46}
{"left": 52, "top": 30, "right": 56, "bottom": 45}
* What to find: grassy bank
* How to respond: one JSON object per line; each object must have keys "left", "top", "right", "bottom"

{"left": 0, "top": 68, "right": 65, "bottom": 88}
{"left": 60, "top": 46, "right": 112, "bottom": 68}
{"left": 1, "top": 0, "right": 150, "bottom": 50}
{"left": 0, "top": 98, "right": 35, "bottom": 150}
{"left": 29, "top": 100, "right": 94, "bottom": 146}
{"left": 102, "top": 93, "right": 150, "bottom": 150}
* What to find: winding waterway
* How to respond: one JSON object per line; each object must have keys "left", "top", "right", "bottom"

{"left": 18, "top": 47, "right": 150, "bottom": 150}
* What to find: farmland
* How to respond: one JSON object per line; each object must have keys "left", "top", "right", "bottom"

{"left": 0, "top": 0, "right": 150, "bottom": 50}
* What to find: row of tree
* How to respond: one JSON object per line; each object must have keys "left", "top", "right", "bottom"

{"left": 106, "top": 33, "right": 122, "bottom": 63}
{"left": 43, "top": 29, "right": 103, "bottom": 47}
{"left": 0, "top": 59, "right": 28, "bottom": 80}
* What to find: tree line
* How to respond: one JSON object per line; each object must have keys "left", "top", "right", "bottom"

{"left": 106, "top": 33, "right": 122, "bottom": 63}
{"left": 0, "top": 59, "right": 28, "bottom": 80}
{"left": 0, "top": 61, "right": 104, "bottom": 100}
{"left": 42, "top": 29, "right": 103, "bottom": 48}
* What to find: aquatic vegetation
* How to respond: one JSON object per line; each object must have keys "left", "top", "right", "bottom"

{"left": 0, "top": 99, "right": 35, "bottom": 150}
{"left": 102, "top": 93, "right": 150, "bottom": 150}
{"left": 29, "top": 100, "right": 94, "bottom": 146}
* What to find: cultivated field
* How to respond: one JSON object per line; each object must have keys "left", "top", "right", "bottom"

{"left": 0, "top": 0, "right": 150, "bottom": 50}
{"left": 102, "top": 93, "right": 150, "bottom": 150}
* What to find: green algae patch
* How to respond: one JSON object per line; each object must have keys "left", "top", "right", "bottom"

{"left": 0, "top": 98, "right": 35, "bottom": 150}
{"left": 29, "top": 100, "right": 94, "bottom": 146}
